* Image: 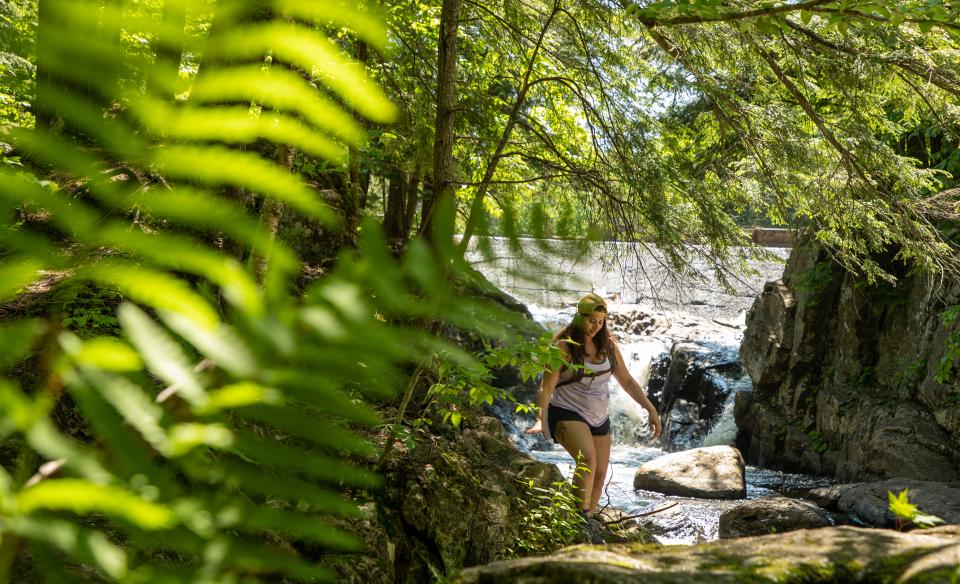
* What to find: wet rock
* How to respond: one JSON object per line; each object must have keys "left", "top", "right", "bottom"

{"left": 633, "top": 445, "right": 746, "bottom": 499}
{"left": 608, "top": 307, "right": 660, "bottom": 335}
{"left": 835, "top": 479, "right": 960, "bottom": 528}
{"left": 718, "top": 496, "right": 829, "bottom": 538}
{"left": 660, "top": 399, "right": 709, "bottom": 451}
{"left": 457, "top": 525, "right": 960, "bottom": 583}
{"left": 644, "top": 352, "right": 671, "bottom": 411}
{"left": 654, "top": 341, "right": 744, "bottom": 452}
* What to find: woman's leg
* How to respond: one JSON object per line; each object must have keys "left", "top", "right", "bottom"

{"left": 588, "top": 433, "right": 611, "bottom": 513}
{"left": 554, "top": 420, "right": 597, "bottom": 512}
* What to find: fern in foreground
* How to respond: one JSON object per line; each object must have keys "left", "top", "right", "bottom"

{"left": 0, "top": 0, "right": 519, "bottom": 581}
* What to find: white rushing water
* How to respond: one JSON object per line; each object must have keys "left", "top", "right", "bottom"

{"left": 470, "top": 238, "right": 834, "bottom": 544}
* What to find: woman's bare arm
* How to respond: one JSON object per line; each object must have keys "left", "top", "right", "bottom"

{"left": 611, "top": 340, "right": 663, "bottom": 439}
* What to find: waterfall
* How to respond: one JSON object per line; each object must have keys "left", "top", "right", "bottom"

{"left": 702, "top": 375, "right": 751, "bottom": 447}
{"left": 609, "top": 338, "right": 668, "bottom": 445}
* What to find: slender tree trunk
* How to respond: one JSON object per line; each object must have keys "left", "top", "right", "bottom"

{"left": 458, "top": 0, "right": 560, "bottom": 252}
{"left": 384, "top": 168, "right": 406, "bottom": 242}
{"left": 255, "top": 142, "right": 290, "bottom": 281}
{"left": 147, "top": 0, "right": 188, "bottom": 102}
{"left": 420, "top": 0, "right": 460, "bottom": 242}
{"left": 402, "top": 164, "right": 422, "bottom": 240}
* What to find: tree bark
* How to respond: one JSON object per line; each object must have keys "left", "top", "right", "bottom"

{"left": 147, "top": 0, "right": 189, "bottom": 102}
{"left": 420, "top": 0, "right": 460, "bottom": 243}
{"left": 384, "top": 168, "right": 406, "bottom": 242}
{"left": 402, "top": 164, "right": 422, "bottom": 240}
{"left": 255, "top": 142, "right": 291, "bottom": 281}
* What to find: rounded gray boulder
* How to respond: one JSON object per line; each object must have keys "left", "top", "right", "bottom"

{"left": 633, "top": 445, "right": 746, "bottom": 499}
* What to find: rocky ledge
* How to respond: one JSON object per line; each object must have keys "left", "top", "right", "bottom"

{"left": 457, "top": 525, "right": 960, "bottom": 583}
{"left": 737, "top": 241, "right": 960, "bottom": 482}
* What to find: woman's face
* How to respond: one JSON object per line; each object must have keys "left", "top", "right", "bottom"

{"left": 583, "top": 309, "right": 606, "bottom": 339}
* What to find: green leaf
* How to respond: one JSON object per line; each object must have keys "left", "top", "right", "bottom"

{"left": 0, "top": 380, "right": 47, "bottom": 434}
{"left": 118, "top": 303, "right": 208, "bottom": 407}
{"left": 800, "top": 10, "right": 812, "bottom": 25}
{"left": 62, "top": 334, "right": 143, "bottom": 372}
{"left": 167, "top": 423, "right": 234, "bottom": 456}
{"left": 199, "top": 382, "right": 284, "bottom": 414}
{"left": 220, "top": 502, "right": 361, "bottom": 550}
{"left": 0, "top": 258, "right": 43, "bottom": 302}
{"left": 888, "top": 489, "right": 919, "bottom": 519}
{"left": 159, "top": 311, "right": 258, "bottom": 378}
{"left": 2, "top": 516, "right": 128, "bottom": 579}
{"left": 18, "top": 479, "right": 178, "bottom": 530}
{"left": 87, "top": 262, "right": 220, "bottom": 331}
{"left": 0, "top": 319, "right": 42, "bottom": 372}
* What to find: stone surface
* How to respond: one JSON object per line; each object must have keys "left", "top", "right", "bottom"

{"left": 633, "top": 445, "right": 746, "bottom": 499}
{"left": 737, "top": 241, "right": 960, "bottom": 482}
{"left": 835, "top": 479, "right": 960, "bottom": 528}
{"left": 457, "top": 525, "right": 960, "bottom": 583}
{"left": 718, "top": 496, "right": 830, "bottom": 538}
{"left": 325, "top": 416, "right": 562, "bottom": 583}
{"left": 805, "top": 483, "right": 862, "bottom": 510}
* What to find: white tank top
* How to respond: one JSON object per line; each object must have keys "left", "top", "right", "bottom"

{"left": 549, "top": 355, "right": 612, "bottom": 427}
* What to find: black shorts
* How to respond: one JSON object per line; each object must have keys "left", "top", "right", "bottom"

{"left": 547, "top": 404, "right": 610, "bottom": 443}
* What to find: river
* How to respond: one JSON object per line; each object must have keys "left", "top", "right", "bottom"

{"left": 470, "top": 237, "right": 834, "bottom": 544}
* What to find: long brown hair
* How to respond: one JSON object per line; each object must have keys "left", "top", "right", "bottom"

{"left": 554, "top": 307, "right": 618, "bottom": 372}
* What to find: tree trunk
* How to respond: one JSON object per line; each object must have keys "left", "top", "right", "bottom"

{"left": 402, "top": 165, "right": 422, "bottom": 241}
{"left": 420, "top": 0, "right": 460, "bottom": 242}
{"left": 384, "top": 168, "right": 406, "bottom": 242}
{"left": 255, "top": 142, "right": 290, "bottom": 281}
{"left": 147, "top": 0, "right": 188, "bottom": 102}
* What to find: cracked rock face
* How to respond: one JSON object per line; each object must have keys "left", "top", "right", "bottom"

{"left": 736, "top": 241, "right": 960, "bottom": 482}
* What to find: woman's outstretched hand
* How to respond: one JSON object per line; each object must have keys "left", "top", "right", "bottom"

{"left": 648, "top": 409, "right": 663, "bottom": 439}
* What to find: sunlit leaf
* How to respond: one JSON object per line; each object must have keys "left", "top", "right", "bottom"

{"left": 62, "top": 334, "right": 143, "bottom": 372}
{"left": 18, "top": 479, "right": 178, "bottom": 530}
{"left": 118, "top": 303, "right": 207, "bottom": 407}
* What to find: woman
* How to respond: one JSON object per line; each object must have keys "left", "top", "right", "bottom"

{"left": 526, "top": 293, "right": 662, "bottom": 517}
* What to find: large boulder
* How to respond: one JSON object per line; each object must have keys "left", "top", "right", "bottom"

{"left": 633, "top": 445, "right": 746, "bottom": 499}
{"left": 326, "top": 416, "right": 562, "bottom": 583}
{"left": 457, "top": 525, "right": 960, "bottom": 583}
{"left": 718, "top": 497, "right": 830, "bottom": 538}
{"left": 737, "top": 241, "right": 960, "bottom": 482}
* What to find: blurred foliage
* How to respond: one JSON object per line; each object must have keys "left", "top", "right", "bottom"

{"left": 0, "top": 0, "right": 536, "bottom": 581}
